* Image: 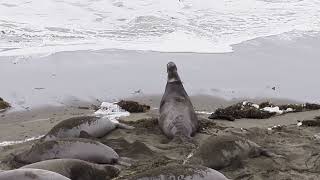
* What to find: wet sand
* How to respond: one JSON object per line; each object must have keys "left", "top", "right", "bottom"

{"left": 1, "top": 95, "right": 320, "bottom": 179}
{"left": 1, "top": 32, "right": 320, "bottom": 110}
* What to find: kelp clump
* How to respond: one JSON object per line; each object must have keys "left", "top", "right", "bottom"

{"left": 0, "top": 97, "right": 10, "bottom": 111}
{"left": 209, "top": 101, "right": 320, "bottom": 121}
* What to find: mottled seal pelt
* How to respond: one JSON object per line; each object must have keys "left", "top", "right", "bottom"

{"left": 0, "top": 168, "right": 71, "bottom": 180}
{"left": 20, "top": 159, "right": 120, "bottom": 180}
{"left": 187, "top": 135, "right": 277, "bottom": 170}
{"left": 159, "top": 62, "right": 199, "bottom": 142}
{"left": 126, "top": 164, "right": 228, "bottom": 180}
{"left": 43, "top": 116, "right": 134, "bottom": 141}
{"left": 14, "top": 138, "right": 119, "bottom": 165}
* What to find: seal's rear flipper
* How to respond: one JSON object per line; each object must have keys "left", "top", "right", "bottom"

{"left": 79, "top": 131, "right": 95, "bottom": 139}
{"left": 117, "top": 123, "right": 135, "bottom": 130}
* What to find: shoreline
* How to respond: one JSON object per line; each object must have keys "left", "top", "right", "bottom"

{"left": 0, "top": 94, "right": 307, "bottom": 143}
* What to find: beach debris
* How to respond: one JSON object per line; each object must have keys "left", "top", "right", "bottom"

{"left": 132, "top": 89, "right": 142, "bottom": 94}
{"left": 209, "top": 101, "right": 320, "bottom": 121}
{"left": 0, "top": 97, "right": 10, "bottom": 112}
{"left": 77, "top": 106, "right": 90, "bottom": 110}
{"left": 116, "top": 100, "right": 150, "bottom": 113}
{"left": 94, "top": 102, "right": 130, "bottom": 118}
{"left": 33, "top": 87, "right": 45, "bottom": 90}
{"left": 267, "top": 125, "right": 283, "bottom": 131}
{"left": 209, "top": 101, "right": 275, "bottom": 121}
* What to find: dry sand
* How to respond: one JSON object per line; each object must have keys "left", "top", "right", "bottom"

{"left": 1, "top": 95, "right": 320, "bottom": 179}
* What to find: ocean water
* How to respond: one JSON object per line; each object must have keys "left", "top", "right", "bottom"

{"left": 0, "top": 0, "right": 319, "bottom": 56}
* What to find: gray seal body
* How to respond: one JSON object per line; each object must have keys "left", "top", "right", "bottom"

{"left": 14, "top": 138, "right": 119, "bottom": 165}
{"left": 0, "top": 168, "right": 71, "bottom": 180}
{"left": 20, "top": 159, "right": 120, "bottom": 180}
{"left": 159, "top": 62, "right": 198, "bottom": 142}
{"left": 188, "top": 135, "right": 272, "bottom": 169}
{"left": 126, "top": 164, "right": 228, "bottom": 180}
{"left": 43, "top": 116, "right": 133, "bottom": 141}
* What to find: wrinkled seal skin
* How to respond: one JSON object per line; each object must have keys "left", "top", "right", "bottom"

{"left": 126, "top": 164, "right": 228, "bottom": 180}
{"left": 0, "top": 168, "right": 71, "bottom": 180}
{"left": 159, "top": 62, "right": 199, "bottom": 142}
{"left": 43, "top": 116, "right": 133, "bottom": 141}
{"left": 188, "top": 135, "right": 272, "bottom": 170}
{"left": 14, "top": 138, "right": 119, "bottom": 165}
{"left": 21, "top": 159, "right": 120, "bottom": 180}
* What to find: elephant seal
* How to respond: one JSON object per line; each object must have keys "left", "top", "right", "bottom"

{"left": 0, "top": 168, "right": 71, "bottom": 180}
{"left": 187, "top": 135, "right": 276, "bottom": 170}
{"left": 14, "top": 138, "right": 119, "bottom": 165}
{"left": 43, "top": 116, "right": 134, "bottom": 141}
{"left": 126, "top": 164, "right": 228, "bottom": 180}
{"left": 21, "top": 159, "right": 120, "bottom": 180}
{"left": 159, "top": 62, "right": 199, "bottom": 142}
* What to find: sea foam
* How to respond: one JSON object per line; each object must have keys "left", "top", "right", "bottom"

{"left": 0, "top": 0, "right": 319, "bottom": 56}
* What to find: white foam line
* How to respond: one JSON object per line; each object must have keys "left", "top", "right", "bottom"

{"left": 196, "top": 111, "right": 213, "bottom": 115}
{"left": 20, "top": 118, "right": 50, "bottom": 124}
{"left": 0, "top": 135, "right": 44, "bottom": 147}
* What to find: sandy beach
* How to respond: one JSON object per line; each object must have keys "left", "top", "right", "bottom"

{"left": 1, "top": 94, "right": 320, "bottom": 179}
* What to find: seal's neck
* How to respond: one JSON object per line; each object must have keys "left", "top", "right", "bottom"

{"left": 167, "top": 71, "right": 181, "bottom": 83}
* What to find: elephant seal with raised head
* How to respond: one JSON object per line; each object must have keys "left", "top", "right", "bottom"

{"left": 14, "top": 138, "right": 119, "bottom": 165}
{"left": 159, "top": 62, "right": 199, "bottom": 142}
{"left": 0, "top": 168, "right": 71, "bottom": 180}
{"left": 21, "top": 159, "right": 120, "bottom": 180}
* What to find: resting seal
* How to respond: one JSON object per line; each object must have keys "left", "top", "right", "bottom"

{"left": 126, "top": 164, "right": 228, "bottom": 180}
{"left": 187, "top": 135, "right": 276, "bottom": 169}
{"left": 0, "top": 168, "right": 71, "bottom": 180}
{"left": 21, "top": 159, "right": 120, "bottom": 180}
{"left": 14, "top": 138, "right": 119, "bottom": 165}
{"left": 43, "top": 116, "right": 134, "bottom": 141}
{"left": 159, "top": 62, "right": 198, "bottom": 142}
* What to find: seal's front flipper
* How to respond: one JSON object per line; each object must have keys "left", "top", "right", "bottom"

{"left": 79, "top": 131, "right": 95, "bottom": 139}
{"left": 117, "top": 123, "right": 135, "bottom": 130}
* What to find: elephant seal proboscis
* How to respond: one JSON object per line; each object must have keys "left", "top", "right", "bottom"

{"left": 159, "top": 62, "right": 199, "bottom": 143}
{"left": 0, "top": 168, "right": 71, "bottom": 180}
{"left": 43, "top": 116, "right": 134, "bottom": 141}
{"left": 186, "top": 135, "right": 277, "bottom": 169}
{"left": 21, "top": 159, "right": 120, "bottom": 180}
{"left": 125, "top": 164, "right": 228, "bottom": 180}
{"left": 14, "top": 138, "right": 119, "bottom": 165}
